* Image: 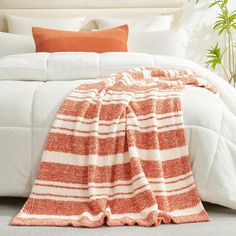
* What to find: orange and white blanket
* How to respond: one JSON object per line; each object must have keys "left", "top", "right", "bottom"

{"left": 12, "top": 67, "right": 216, "bottom": 227}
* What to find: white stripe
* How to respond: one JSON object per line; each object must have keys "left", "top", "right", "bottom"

{"left": 153, "top": 183, "right": 195, "bottom": 197}
{"left": 30, "top": 184, "right": 152, "bottom": 202}
{"left": 30, "top": 183, "right": 194, "bottom": 202}
{"left": 73, "top": 88, "right": 179, "bottom": 97}
{"left": 42, "top": 150, "right": 129, "bottom": 166}
{"left": 69, "top": 91, "right": 179, "bottom": 101}
{"left": 128, "top": 146, "right": 188, "bottom": 162}
{"left": 35, "top": 171, "right": 193, "bottom": 189}
{"left": 49, "top": 124, "right": 183, "bottom": 138}
{"left": 66, "top": 94, "right": 178, "bottom": 104}
{"left": 33, "top": 176, "right": 149, "bottom": 197}
{"left": 74, "top": 88, "right": 99, "bottom": 94}
{"left": 32, "top": 176, "right": 194, "bottom": 197}
{"left": 50, "top": 127, "right": 126, "bottom": 138}
{"left": 18, "top": 211, "right": 104, "bottom": 221}
{"left": 42, "top": 146, "right": 188, "bottom": 166}
{"left": 108, "top": 204, "right": 160, "bottom": 219}
{"left": 52, "top": 116, "right": 183, "bottom": 133}
{"left": 56, "top": 111, "right": 182, "bottom": 124}
{"left": 150, "top": 175, "right": 194, "bottom": 192}
{"left": 67, "top": 97, "right": 129, "bottom": 105}
{"left": 148, "top": 172, "right": 193, "bottom": 184}
{"left": 18, "top": 204, "right": 160, "bottom": 221}
{"left": 169, "top": 202, "right": 204, "bottom": 217}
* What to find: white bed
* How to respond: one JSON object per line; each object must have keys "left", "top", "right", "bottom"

{"left": 0, "top": 0, "right": 236, "bottom": 213}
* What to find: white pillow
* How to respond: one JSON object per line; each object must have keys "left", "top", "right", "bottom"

{"left": 95, "top": 16, "right": 174, "bottom": 32}
{"left": 128, "top": 29, "right": 189, "bottom": 58}
{"left": 0, "top": 29, "right": 188, "bottom": 59}
{"left": 0, "top": 32, "right": 35, "bottom": 57}
{"left": 6, "top": 15, "right": 85, "bottom": 35}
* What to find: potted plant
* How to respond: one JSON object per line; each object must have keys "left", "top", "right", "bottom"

{"left": 191, "top": 0, "right": 236, "bottom": 87}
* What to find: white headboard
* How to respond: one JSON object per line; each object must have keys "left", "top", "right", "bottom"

{"left": 0, "top": 0, "right": 185, "bottom": 32}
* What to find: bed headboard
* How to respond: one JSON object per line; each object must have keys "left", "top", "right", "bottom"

{"left": 0, "top": 0, "right": 185, "bottom": 32}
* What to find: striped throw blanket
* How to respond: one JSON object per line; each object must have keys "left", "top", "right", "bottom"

{"left": 12, "top": 67, "right": 216, "bottom": 227}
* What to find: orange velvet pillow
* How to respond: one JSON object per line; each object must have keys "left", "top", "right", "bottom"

{"left": 32, "top": 25, "right": 128, "bottom": 53}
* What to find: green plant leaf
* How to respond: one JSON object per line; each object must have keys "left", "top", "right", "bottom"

{"left": 205, "top": 43, "right": 223, "bottom": 70}
{"left": 209, "top": 1, "right": 221, "bottom": 8}
{"left": 221, "top": 0, "right": 228, "bottom": 9}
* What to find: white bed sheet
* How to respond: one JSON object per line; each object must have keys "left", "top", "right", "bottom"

{"left": 0, "top": 52, "right": 235, "bottom": 210}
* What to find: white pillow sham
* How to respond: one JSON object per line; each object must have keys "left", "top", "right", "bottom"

{"left": 0, "top": 29, "right": 188, "bottom": 59}
{"left": 0, "top": 32, "right": 35, "bottom": 57}
{"left": 6, "top": 15, "right": 85, "bottom": 35}
{"left": 95, "top": 16, "right": 174, "bottom": 32}
{"left": 128, "top": 29, "right": 189, "bottom": 58}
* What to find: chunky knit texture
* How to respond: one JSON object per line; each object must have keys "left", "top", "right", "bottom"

{"left": 12, "top": 67, "right": 216, "bottom": 227}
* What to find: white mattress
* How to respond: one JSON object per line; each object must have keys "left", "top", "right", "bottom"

{"left": 0, "top": 52, "right": 236, "bottom": 210}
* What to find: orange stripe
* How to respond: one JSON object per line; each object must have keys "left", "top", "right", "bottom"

{"left": 45, "top": 129, "right": 186, "bottom": 155}
{"left": 127, "top": 129, "right": 186, "bottom": 150}
{"left": 22, "top": 188, "right": 201, "bottom": 217}
{"left": 155, "top": 188, "right": 201, "bottom": 212}
{"left": 171, "top": 210, "right": 209, "bottom": 223}
{"left": 142, "top": 157, "right": 191, "bottom": 179}
{"left": 45, "top": 132, "right": 128, "bottom": 156}
{"left": 37, "top": 157, "right": 191, "bottom": 184}
{"left": 105, "top": 81, "right": 181, "bottom": 93}
{"left": 12, "top": 217, "right": 106, "bottom": 228}
{"left": 59, "top": 98, "right": 181, "bottom": 119}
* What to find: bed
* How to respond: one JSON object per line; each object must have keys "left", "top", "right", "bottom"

{"left": 0, "top": 0, "right": 236, "bottom": 229}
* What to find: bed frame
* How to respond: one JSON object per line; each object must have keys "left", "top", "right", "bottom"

{"left": 0, "top": 0, "right": 185, "bottom": 32}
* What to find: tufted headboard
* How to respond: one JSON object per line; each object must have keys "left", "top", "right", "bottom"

{"left": 0, "top": 0, "right": 185, "bottom": 32}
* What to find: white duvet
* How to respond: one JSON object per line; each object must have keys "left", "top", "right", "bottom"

{"left": 0, "top": 52, "right": 236, "bottom": 210}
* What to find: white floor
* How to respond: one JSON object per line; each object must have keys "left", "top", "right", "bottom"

{"left": 0, "top": 198, "right": 236, "bottom": 236}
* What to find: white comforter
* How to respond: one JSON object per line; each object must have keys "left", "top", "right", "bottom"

{"left": 0, "top": 52, "right": 236, "bottom": 210}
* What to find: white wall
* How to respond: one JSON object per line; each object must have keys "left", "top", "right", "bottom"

{"left": 183, "top": 0, "right": 236, "bottom": 67}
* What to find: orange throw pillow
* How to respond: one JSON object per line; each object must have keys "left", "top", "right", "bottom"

{"left": 32, "top": 25, "right": 128, "bottom": 53}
